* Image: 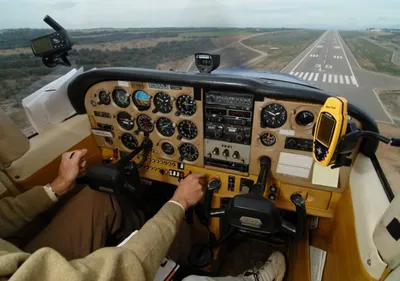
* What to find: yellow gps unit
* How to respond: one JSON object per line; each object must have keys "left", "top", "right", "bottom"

{"left": 313, "top": 97, "right": 348, "bottom": 166}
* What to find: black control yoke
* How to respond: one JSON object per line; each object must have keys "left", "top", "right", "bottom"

{"left": 206, "top": 155, "right": 307, "bottom": 240}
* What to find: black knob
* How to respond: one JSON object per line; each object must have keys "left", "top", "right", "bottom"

{"left": 207, "top": 153, "right": 212, "bottom": 157}
{"left": 236, "top": 134, "right": 243, "bottom": 142}
{"left": 270, "top": 185, "right": 277, "bottom": 192}
{"left": 159, "top": 169, "right": 166, "bottom": 175}
{"left": 222, "top": 149, "right": 229, "bottom": 157}
{"left": 215, "top": 131, "right": 222, "bottom": 138}
{"left": 269, "top": 194, "right": 276, "bottom": 200}
{"left": 290, "top": 193, "right": 305, "bottom": 208}
{"left": 177, "top": 135, "right": 182, "bottom": 140}
{"left": 175, "top": 111, "right": 181, "bottom": 117}
{"left": 152, "top": 108, "right": 158, "bottom": 114}
{"left": 232, "top": 151, "right": 240, "bottom": 159}
{"left": 212, "top": 148, "right": 219, "bottom": 155}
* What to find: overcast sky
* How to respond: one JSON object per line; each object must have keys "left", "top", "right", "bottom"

{"left": 0, "top": 0, "right": 398, "bottom": 29}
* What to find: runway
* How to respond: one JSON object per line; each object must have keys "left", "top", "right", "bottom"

{"left": 282, "top": 30, "right": 400, "bottom": 123}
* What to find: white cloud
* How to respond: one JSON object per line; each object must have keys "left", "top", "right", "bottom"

{"left": 0, "top": 0, "right": 398, "bottom": 29}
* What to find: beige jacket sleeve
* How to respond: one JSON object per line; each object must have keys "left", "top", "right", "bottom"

{"left": 0, "top": 185, "right": 54, "bottom": 238}
{"left": 0, "top": 201, "right": 184, "bottom": 281}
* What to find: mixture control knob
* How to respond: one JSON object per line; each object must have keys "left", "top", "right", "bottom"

{"left": 232, "top": 151, "right": 240, "bottom": 159}
{"left": 212, "top": 148, "right": 220, "bottom": 155}
{"left": 222, "top": 149, "right": 229, "bottom": 157}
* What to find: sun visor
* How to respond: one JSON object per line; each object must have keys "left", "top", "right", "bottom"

{"left": 0, "top": 108, "right": 30, "bottom": 165}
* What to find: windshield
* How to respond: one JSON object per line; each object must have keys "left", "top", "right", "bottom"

{"left": 0, "top": 0, "right": 399, "bottom": 190}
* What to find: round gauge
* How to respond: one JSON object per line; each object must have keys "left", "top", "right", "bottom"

{"left": 156, "top": 117, "right": 175, "bottom": 137}
{"left": 137, "top": 114, "right": 154, "bottom": 133}
{"left": 261, "top": 103, "right": 287, "bottom": 128}
{"left": 179, "top": 143, "right": 199, "bottom": 162}
{"left": 296, "top": 110, "right": 315, "bottom": 126}
{"left": 154, "top": 92, "right": 173, "bottom": 113}
{"left": 176, "top": 95, "right": 197, "bottom": 116}
{"left": 161, "top": 142, "right": 175, "bottom": 155}
{"left": 178, "top": 120, "right": 198, "bottom": 140}
{"left": 112, "top": 88, "right": 130, "bottom": 108}
{"left": 98, "top": 90, "right": 110, "bottom": 105}
{"left": 260, "top": 132, "right": 276, "bottom": 147}
{"left": 117, "top": 112, "right": 135, "bottom": 131}
{"left": 133, "top": 90, "right": 151, "bottom": 110}
{"left": 121, "top": 133, "right": 138, "bottom": 150}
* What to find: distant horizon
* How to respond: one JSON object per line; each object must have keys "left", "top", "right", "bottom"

{"left": 1, "top": 26, "right": 397, "bottom": 32}
{"left": 1, "top": 0, "right": 398, "bottom": 30}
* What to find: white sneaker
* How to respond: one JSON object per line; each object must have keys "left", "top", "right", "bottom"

{"left": 243, "top": 251, "right": 286, "bottom": 281}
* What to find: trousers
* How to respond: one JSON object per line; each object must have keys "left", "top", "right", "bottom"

{"left": 7, "top": 186, "right": 137, "bottom": 260}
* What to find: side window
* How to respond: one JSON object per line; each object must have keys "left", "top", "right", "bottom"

{"left": 0, "top": 31, "right": 75, "bottom": 137}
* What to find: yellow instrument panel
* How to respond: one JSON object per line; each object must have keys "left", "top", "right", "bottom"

{"left": 84, "top": 80, "right": 358, "bottom": 218}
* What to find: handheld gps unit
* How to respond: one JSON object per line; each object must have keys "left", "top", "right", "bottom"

{"left": 313, "top": 97, "right": 348, "bottom": 166}
{"left": 30, "top": 15, "right": 73, "bottom": 68}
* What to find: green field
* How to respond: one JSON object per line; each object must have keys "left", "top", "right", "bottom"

{"left": 242, "top": 30, "right": 323, "bottom": 71}
{"left": 375, "top": 89, "right": 400, "bottom": 123}
{"left": 341, "top": 33, "right": 400, "bottom": 77}
{"left": 178, "top": 30, "right": 252, "bottom": 38}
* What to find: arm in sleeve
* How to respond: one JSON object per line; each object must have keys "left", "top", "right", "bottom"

{"left": 4, "top": 202, "right": 185, "bottom": 281}
{"left": 0, "top": 186, "right": 54, "bottom": 239}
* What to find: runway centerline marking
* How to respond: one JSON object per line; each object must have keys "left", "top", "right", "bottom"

{"left": 290, "top": 31, "right": 328, "bottom": 73}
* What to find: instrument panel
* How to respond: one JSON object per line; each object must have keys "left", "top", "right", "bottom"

{"left": 85, "top": 81, "right": 204, "bottom": 167}
{"left": 84, "top": 79, "right": 360, "bottom": 217}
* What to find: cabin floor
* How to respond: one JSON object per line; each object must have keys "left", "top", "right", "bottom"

{"left": 219, "top": 235, "right": 289, "bottom": 277}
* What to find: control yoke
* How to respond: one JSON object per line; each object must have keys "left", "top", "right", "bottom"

{"left": 208, "top": 156, "right": 306, "bottom": 241}
{"left": 77, "top": 137, "right": 153, "bottom": 195}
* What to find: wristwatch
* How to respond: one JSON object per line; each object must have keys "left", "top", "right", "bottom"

{"left": 43, "top": 183, "right": 59, "bottom": 202}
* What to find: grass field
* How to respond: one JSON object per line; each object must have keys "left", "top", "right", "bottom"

{"left": 375, "top": 89, "right": 400, "bottom": 122}
{"left": 178, "top": 30, "right": 252, "bottom": 38}
{"left": 341, "top": 31, "right": 400, "bottom": 76}
{"left": 242, "top": 30, "right": 323, "bottom": 71}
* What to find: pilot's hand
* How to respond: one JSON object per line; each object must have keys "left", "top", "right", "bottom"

{"left": 171, "top": 173, "right": 205, "bottom": 210}
{"left": 51, "top": 149, "right": 88, "bottom": 196}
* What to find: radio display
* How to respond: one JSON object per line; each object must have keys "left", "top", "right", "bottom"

{"left": 317, "top": 113, "right": 336, "bottom": 147}
{"left": 206, "top": 107, "right": 227, "bottom": 115}
{"left": 229, "top": 110, "right": 251, "bottom": 118}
